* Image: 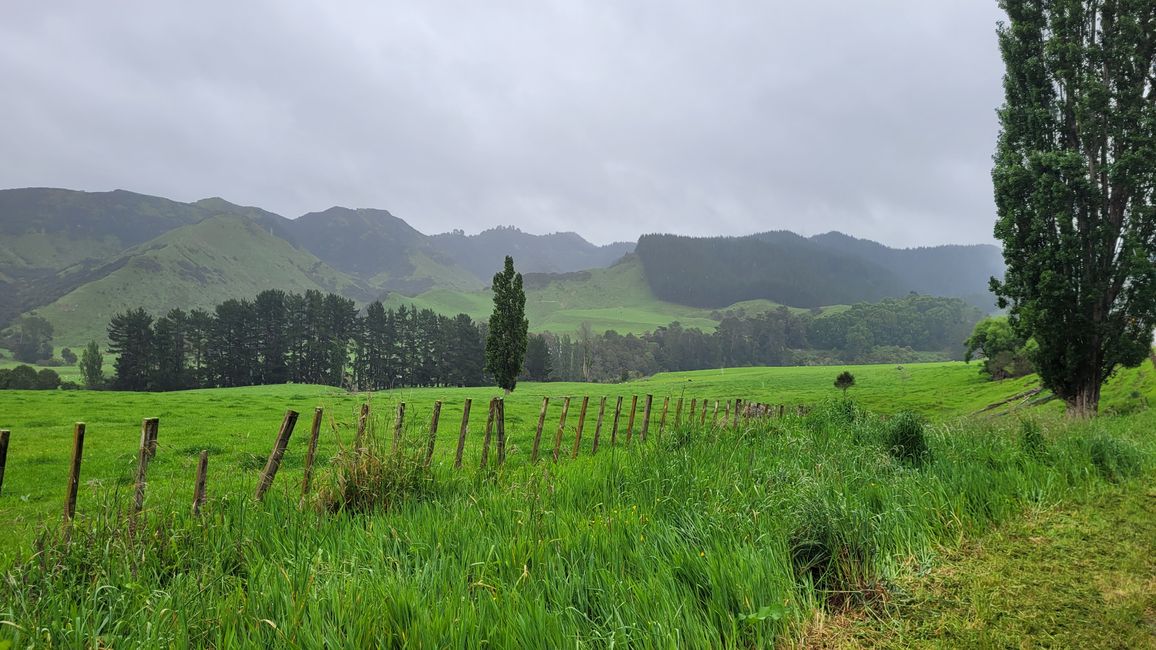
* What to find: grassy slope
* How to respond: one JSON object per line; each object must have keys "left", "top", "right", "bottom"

{"left": 812, "top": 480, "right": 1156, "bottom": 649}
{"left": 31, "top": 216, "right": 359, "bottom": 348}
{"left": 1, "top": 360, "right": 1153, "bottom": 558}
{"left": 0, "top": 373, "right": 1152, "bottom": 646}
{"left": 384, "top": 255, "right": 819, "bottom": 334}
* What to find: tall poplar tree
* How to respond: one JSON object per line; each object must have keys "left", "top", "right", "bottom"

{"left": 485, "top": 255, "right": 529, "bottom": 393}
{"left": 992, "top": 0, "right": 1156, "bottom": 415}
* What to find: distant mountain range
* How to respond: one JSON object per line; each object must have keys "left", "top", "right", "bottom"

{"left": 0, "top": 187, "right": 1004, "bottom": 347}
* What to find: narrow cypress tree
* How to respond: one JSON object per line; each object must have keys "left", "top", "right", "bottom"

{"left": 992, "top": 0, "right": 1156, "bottom": 416}
{"left": 485, "top": 256, "right": 529, "bottom": 393}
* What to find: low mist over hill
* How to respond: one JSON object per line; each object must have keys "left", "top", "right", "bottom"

{"left": 0, "top": 187, "right": 1003, "bottom": 347}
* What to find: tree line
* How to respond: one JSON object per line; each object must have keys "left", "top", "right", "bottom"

{"left": 104, "top": 289, "right": 486, "bottom": 391}
{"left": 526, "top": 295, "right": 983, "bottom": 383}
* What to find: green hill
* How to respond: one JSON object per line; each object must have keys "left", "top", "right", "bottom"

{"left": 382, "top": 255, "right": 818, "bottom": 335}
{"left": 33, "top": 215, "right": 367, "bottom": 347}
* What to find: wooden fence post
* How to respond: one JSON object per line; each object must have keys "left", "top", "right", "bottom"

{"left": 454, "top": 398, "right": 472, "bottom": 469}
{"left": 658, "top": 397, "right": 669, "bottom": 436}
{"left": 424, "top": 401, "right": 442, "bottom": 467}
{"left": 480, "top": 398, "right": 496, "bottom": 468}
{"left": 552, "top": 397, "right": 571, "bottom": 462}
{"left": 779, "top": 404, "right": 785, "bottom": 418}
{"left": 675, "top": 398, "right": 684, "bottom": 427}
{"left": 531, "top": 397, "right": 549, "bottom": 463}
{"left": 700, "top": 399, "right": 708, "bottom": 426}
{"left": 591, "top": 397, "right": 607, "bottom": 454}
{"left": 133, "top": 418, "right": 154, "bottom": 516}
{"left": 496, "top": 399, "right": 507, "bottom": 466}
{"left": 355, "top": 403, "right": 369, "bottom": 452}
{"left": 145, "top": 417, "right": 159, "bottom": 459}
{"left": 192, "top": 450, "right": 209, "bottom": 516}
{"left": 63, "top": 422, "right": 85, "bottom": 532}
{"left": 0, "top": 429, "right": 8, "bottom": 497}
{"left": 572, "top": 396, "right": 589, "bottom": 458}
{"left": 712, "top": 400, "right": 720, "bottom": 427}
{"left": 733, "top": 399, "right": 742, "bottom": 428}
{"left": 390, "top": 403, "right": 406, "bottom": 456}
{"left": 610, "top": 396, "right": 623, "bottom": 446}
{"left": 625, "top": 395, "right": 638, "bottom": 443}
{"left": 641, "top": 395, "right": 653, "bottom": 441}
{"left": 300, "top": 407, "right": 324, "bottom": 502}
{"left": 255, "top": 410, "right": 299, "bottom": 502}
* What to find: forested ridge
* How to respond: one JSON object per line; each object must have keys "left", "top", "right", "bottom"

{"left": 635, "top": 232, "right": 1003, "bottom": 309}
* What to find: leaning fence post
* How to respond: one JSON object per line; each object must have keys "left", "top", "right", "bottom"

{"left": 640, "top": 395, "right": 653, "bottom": 441}
{"left": 480, "top": 398, "right": 496, "bottom": 468}
{"left": 610, "top": 396, "right": 623, "bottom": 446}
{"left": 572, "top": 396, "right": 589, "bottom": 459}
{"left": 625, "top": 395, "right": 638, "bottom": 443}
{"left": 192, "top": 450, "right": 209, "bottom": 516}
{"left": 424, "top": 401, "right": 442, "bottom": 467}
{"left": 390, "top": 403, "right": 406, "bottom": 456}
{"left": 552, "top": 397, "right": 571, "bottom": 462}
{"left": 255, "top": 410, "right": 299, "bottom": 502}
{"left": 496, "top": 399, "right": 507, "bottom": 466}
{"left": 591, "top": 397, "right": 607, "bottom": 454}
{"left": 300, "top": 407, "right": 324, "bottom": 503}
{"left": 675, "top": 397, "right": 684, "bottom": 427}
{"left": 63, "top": 422, "right": 85, "bottom": 534}
{"left": 0, "top": 429, "right": 8, "bottom": 497}
{"left": 531, "top": 396, "right": 549, "bottom": 463}
{"left": 454, "top": 399, "right": 472, "bottom": 469}
{"left": 133, "top": 418, "right": 155, "bottom": 517}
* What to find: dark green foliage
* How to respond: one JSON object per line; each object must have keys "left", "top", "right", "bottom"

{"left": 523, "top": 334, "right": 553, "bottom": 381}
{"left": 834, "top": 371, "right": 855, "bottom": 394}
{"left": 991, "top": 0, "right": 1156, "bottom": 415}
{"left": 885, "top": 412, "right": 932, "bottom": 466}
{"left": 1088, "top": 435, "right": 1142, "bottom": 483}
{"left": 9, "top": 314, "right": 54, "bottom": 363}
{"left": 60, "top": 347, "right": 76, "bottom": 365}
{"left": 79, "top": 341, "right": 104, "bottom": 389}
{"left": 807, "top": 295, "right": 984, "bottom": 361}
{"left": 100, "top": 290, "right": 486, "bottom": 392}
{"left": 5, "top": 364, "right": 38, "bottom": 389}
{"left": 485, "top": 256, "right": 529, "bottom": 392}
{"left": 108, "top": 307, "right": 154, "bottom": 390}
{"left": 965, "top": 316, "right": 1035, "bottom": 380}
{"left": 35, "top": 368, "right": 61, "bottom": 390}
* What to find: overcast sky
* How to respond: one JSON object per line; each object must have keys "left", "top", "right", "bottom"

{"left": 0, "top": 2, "right": 1008, "bottom": 247}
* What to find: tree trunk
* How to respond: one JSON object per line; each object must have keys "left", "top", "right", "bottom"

{"left": 1065, "top": 379, "right": 1100, "bottom": 418}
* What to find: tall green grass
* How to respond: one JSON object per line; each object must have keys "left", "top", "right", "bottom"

{"left": 2, "top": 400, "right": 1150, "bottom": 647}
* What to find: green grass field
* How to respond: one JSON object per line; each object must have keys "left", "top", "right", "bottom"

{"left": 1, "top": 361, "right": 1153, "bottom": 646}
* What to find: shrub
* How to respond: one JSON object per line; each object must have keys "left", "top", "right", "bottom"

{"left": 6, "top": 364, "right": 38, "bottom": 389}
{"left": 318, "top": 434, "right": 433, "bottom": 514}
{"left": 789, "top": 489, "right": 878, "bottom": 607}
{"left": 884, "top": 411, "right": 931, "bottom": 465}
{"left": 36, "top": 368, "right": 62, "bottom": 390}
{"left": 1089, "top": 435, "right": 1142, "bottom": 483}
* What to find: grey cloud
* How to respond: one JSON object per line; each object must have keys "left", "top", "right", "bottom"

{"left": 0, "top": 1, "right": 1007, "bottom": 247}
